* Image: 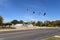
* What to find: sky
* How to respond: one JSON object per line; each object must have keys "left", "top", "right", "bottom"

{"left": 0, "top": 0, "right": 60, "bottom": 22}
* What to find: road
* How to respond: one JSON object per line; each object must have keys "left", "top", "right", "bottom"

{"left": 0, "top": 28, "right": 60, "bottom": 40}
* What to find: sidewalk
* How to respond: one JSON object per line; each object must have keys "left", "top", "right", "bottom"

{"left": 0, "top": 27, "right": 40, "bottom": 32}
{"left": 0, "top": 27, "right": 59, "bottom": 32}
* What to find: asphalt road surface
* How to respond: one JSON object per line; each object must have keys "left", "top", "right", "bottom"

{"left": 0, "top": 28, "right": 60, "bottom": 40}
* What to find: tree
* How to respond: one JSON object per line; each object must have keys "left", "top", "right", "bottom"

{"left": 24, "top": 22, "right": 30, "bottom": 24}
{"left": 19, "top": 20, "right": 24, "bottom": 24}
{"left": 44, "top": 21, "right": 51, "bottom": 26}
{"left": 44, "top": 20, "right": 60, "bottom": 27}
{"left": 0, "top": 16, "right": 3, "bottom": 26}
{"left": 55, "top": 20, "right": 60, "bottom": 27}
{"left": 36, "top": 21, "right": 43, "bottom": 26}
{"left": 11, "top": 20, "right": 19, "bottom": 25}
{"left": 30, "top": 20, "right": 35, "bottom": 26}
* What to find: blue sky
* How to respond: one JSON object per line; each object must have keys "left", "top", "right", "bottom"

{"left": 0, "top": 0, "right": 60, "bottom": 22}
